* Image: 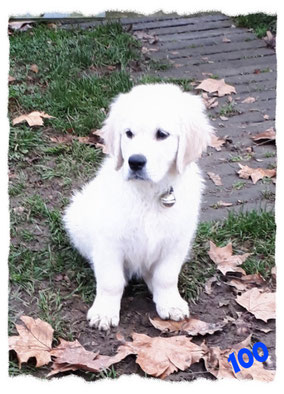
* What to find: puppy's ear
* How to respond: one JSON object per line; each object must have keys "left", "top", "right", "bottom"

{"left": 176, "top": 93, "right": 215, "bottom": 173}
{"left": 100, "top": 96, "right": 123, "bottom": 171}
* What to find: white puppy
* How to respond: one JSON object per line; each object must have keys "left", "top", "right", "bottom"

{"left": 63, "top": 83, "right": 214, "bottom": 330}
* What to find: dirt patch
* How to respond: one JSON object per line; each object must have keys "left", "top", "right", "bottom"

{"left": 12, "top": 275, "right": 273, "bottom": 381}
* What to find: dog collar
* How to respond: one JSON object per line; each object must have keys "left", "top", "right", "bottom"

{"left": 160, "top": 186, "right": 176, "bottom": 208}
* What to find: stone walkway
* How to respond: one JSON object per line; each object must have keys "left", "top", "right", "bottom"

{"left": 64, "top": 13, "right": 276, "bottom": 222}
{"left": 120, "top": 13, "right": 276, "bottom": 222}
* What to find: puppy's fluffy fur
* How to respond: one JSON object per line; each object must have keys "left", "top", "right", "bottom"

{"left": 63, "top": 84, "right": 214, "bottom": 330}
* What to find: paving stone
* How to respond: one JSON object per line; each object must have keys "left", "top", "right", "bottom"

{"left": 128, "top": 13, "right": 276, "bottom": 222}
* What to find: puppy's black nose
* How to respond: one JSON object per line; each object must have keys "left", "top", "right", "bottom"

{"left": 128, "top": 154, "right": 147, "bottom": 171}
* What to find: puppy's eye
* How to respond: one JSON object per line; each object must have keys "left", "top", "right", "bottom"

{"left": 125, "top": 129, "right": 134, "bottom": 139}
{"left": 156, "top": 129, "right": 170, "bottom": 140}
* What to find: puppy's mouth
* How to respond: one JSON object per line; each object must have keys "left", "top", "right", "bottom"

{"left": 127, "top": 170, "right": 150, "bottom": 181}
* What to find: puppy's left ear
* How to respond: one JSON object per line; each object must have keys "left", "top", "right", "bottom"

{"left": 176, "top": 93, "right": 215, "bottom": 173}
{"left": 100, "top": 95, "right": 123, "bottom": 170}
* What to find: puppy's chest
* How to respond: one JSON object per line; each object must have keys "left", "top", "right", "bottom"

{"left": 121, "top": 205, "right": 179, "bottom": 268}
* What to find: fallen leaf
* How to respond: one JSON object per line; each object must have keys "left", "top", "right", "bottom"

{"left": 12, "top": 111, "right": 55, "bottom": 127}
{"left": 207, "top": 172, "right": 223, "bottom": 186}
{"left": 237, "top": 360, "right": 275, "bottom": 381}
{"left": 202, "top": 335, "right": 252, "bottom": 379}
{"left": 8, "top": 21, "right": 33, "bottom": 32}
{"left": 236, "top": 288, "right": 275, "bottom": 322}
{"left": 133, "top": 31, "right": 158, "bottom": 44}
{"left": 30, "top": 64, "right": 39, "bottom": 73}
{"left": 263, "top": 114, "right": 270, "bottom": 120}
{"left": 204, "top": 276, "right": 218, "bottom": 295}
{"left": 202, "top": 93, "right": 219, "bottom": 109}
{"left": 229, "top": 274, "right": 266, "bottom": 292}
{"left": 263, "top": 30, "right": 276, "bottom": 49}
{"left": 251, "top": 127, "right": 276, "bottom": 142}
{"left": 48, "top": 338, "right": 131, "bottom": 377}
{"left": 241, "top": 97, "right": 256, "bottom": 104}
{"left": 222, "top": 37, "right": 231, "bottom": 43}
{"left": 220, "top": 116, "right": 229, "bottom": 121}
{"left": 49, "top": 135, "right": 74, "bottom": 144}
{"left": 237, "top": 164, "right": 276, "bottom": 184}
{"left": 209, "top": 135, "right": 226, "bottom": 151}
{"left": 216, "top": 200, "right": 233, "bottom": 207}
{"left": 196, "top": 78, "right": 236, "bottom": 97}
{"left": 9, "top": 75, "right": 16, "bottom": 83}
{"left": 13, "top": 206, "right": 25, "bottom": 214}
{"left": 271, "top": 266, "right": 276, "bottom": 280}
{"left": 149, "top": 316, "right": 225, "bottom": 336}
{"left": 48, "top": 131, "right": 103, "bottom": 149}
{"left": 116, "top": 333, "right": 205, "bottom": 379}
{"left": 9, "top": 316, "right": 54, "bottom": 368}
{"left": 208, "top": 241, "right": 250, "bottom": 275}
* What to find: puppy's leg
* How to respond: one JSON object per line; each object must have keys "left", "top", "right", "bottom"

{"left": 150, "top": 253, "right": 189, "bottom": 321}
{"left": 87, "top": 247, "right": 125, "bottom": 330}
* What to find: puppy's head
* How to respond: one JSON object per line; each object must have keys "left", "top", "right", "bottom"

{"left": 100, "top": 83, "right": 214, "bottom": 183}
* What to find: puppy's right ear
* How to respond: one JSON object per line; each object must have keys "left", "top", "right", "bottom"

{"left": 100, "top": 96, "right": 123, "bottom": 170}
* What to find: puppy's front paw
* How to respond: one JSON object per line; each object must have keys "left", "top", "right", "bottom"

{"left": 87, "top": 300, "right": 120, "bottom": 330}
{"left": 156, "top": 297, "right": 190, "bottom": 321}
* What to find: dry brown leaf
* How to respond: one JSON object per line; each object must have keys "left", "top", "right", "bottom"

{"left": 204, "top": 276, "right": 218, "bottom": 295}
{"left": 216, "top": 200, "right": 233, "bottom": 207}
{"left": 30, "top": 64, "right": 39, "bottom": 73}
{"left": 116, "top": 332, "right": 205, "bottom": 379}
{"left": 9, "top": 316, "right": 54, "bottom": 368}
{"left": 9, "top": 21, "right": 33, "bottom": 32}
{"left": 209, "top": 135, "right": 226, "bottom": 151}
{"left": 229, "top": 274, "right": 266, "bottom": 292}
{"left": 236, "top": 288, "right": 275, "bottom": 322}
{"left": 263, "top": 31, "right": 276, "bottom": 49}
{"left": 48, "top": 338, "right": 132, "bottom": 377}
{"left": 208, "top": 241, "right": 250, "bottom": 275}
{"left": 207, "top": 172, "right": 223, "bottom": 186}
{"left": 251, "top": 127, "right": 276, "bottom": 142}
{"left": 9, "top": 75, "right": 16, "bottom": 83}
{"left": 133, "top": 31, "right": 158, "bottom": 44}
{"left": 271, "top": 266, "right": 276, "bottom": 280}
{"left": 237, "top": 360, "right": 275, "bottom": 381}
{"left": 241, "top": 96, "right": 256, "bottom": 104}
{"left": 49, "top": 135, "right": 74, "bottom": 144}
{"left": 202, "top": 93, "right": 219, "bottom": 109}
{"left": 196, "top": 78, "right": 236, "bottom": 97}
{"left": 263, "top": 114, "right": 270, "bottom": 120}
{"left": 220, "top": 115, "right": 229, "bottom": 121}
{"left": 12, "top": 111, "right": 54, "bottom": 127}
{"left": 238, "top": 164, "right": 276, "bottom": 184}
{"left": 48, "top": 130, "right": 105, "bottom": 150}
{"left": 222, "top": 37, "right": 231, "bottom": 43}
{"left": 202, "top": 335, "right": 252, "bottom": 379}
{"left": 149, "top": 316, "right": 225, "bottom": 336}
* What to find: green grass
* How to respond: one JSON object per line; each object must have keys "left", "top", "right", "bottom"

{"left": 180, "top": 210, "right": 275, "bottom": 300}
{"left": 234, "top": 13, "right": 277, "bottom": 38}
{"left": 9, "top": 23, "right": 139, "bottom": 134}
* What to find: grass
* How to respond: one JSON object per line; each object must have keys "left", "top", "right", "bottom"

{"left": 234, "top": 13, "right": 277, "bottom": 38}
{"left": 8, "top": 20, "right": 275, "bottom": 379}
{"left": 180, "top": 210, "right": 275, "bottom": 300}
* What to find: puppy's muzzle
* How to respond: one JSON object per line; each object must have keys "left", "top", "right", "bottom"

{"left": 128, "top": 154, "right": 149, "bottom": 180}
{"left": 128, "top": 154, "right": 147, "bottom": 172}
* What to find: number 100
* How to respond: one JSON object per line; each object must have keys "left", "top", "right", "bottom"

{"left": 228, "top": 342, "right": 269, "bottom": 373}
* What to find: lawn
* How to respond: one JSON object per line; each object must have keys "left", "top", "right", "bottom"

{"left": 8, "top": 20, "right": 276, "bottom": 380}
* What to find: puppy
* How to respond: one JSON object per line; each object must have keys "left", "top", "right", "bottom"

{"left": 63, "top": 83, "right": 214, "bottom": 330}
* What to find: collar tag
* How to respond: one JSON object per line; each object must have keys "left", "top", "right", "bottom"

{"left": 160, "top": 186, "right": 176, "bottom": 208}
